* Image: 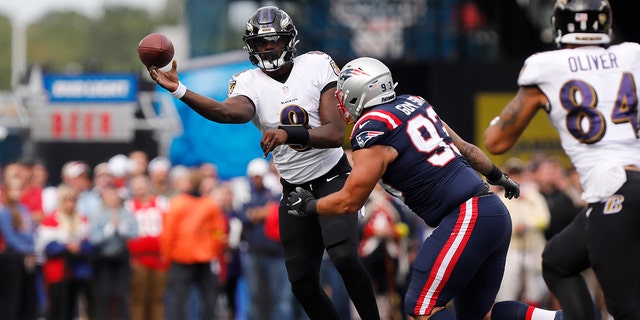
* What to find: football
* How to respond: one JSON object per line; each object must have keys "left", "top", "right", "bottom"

{"left": 137, "top": 33, "right": 174, "bottom": 68}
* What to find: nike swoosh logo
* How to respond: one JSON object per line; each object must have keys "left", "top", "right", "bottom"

{"left": 291, "top": 198, "right": 302, "bottom": 206}
{"left": 326, "top": 174, "right": 340, "bottom": 182}
{"left": 359, "top": 120, "right": 370, "bottom": 129}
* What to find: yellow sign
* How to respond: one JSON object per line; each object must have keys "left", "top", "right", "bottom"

{"left": 474, "top": 92, "right": 572, "bottom": 168}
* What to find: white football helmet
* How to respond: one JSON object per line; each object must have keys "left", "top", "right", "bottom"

{"left": 335, "top": 57, "right": 397, "bottom": 124}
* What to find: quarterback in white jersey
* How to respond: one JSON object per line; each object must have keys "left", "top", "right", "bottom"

{"left": 229, "top": 52, "right": 344, "bottom": 184}
{"left": 484, "top": 0, "right": 640, "bottom": 319}
{"left": 147, "top": 6, "right": 381, "bottom": 320}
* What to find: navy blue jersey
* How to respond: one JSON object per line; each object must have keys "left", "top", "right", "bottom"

{"left": 350, "top": 94, "right": 486, "bottom": 226}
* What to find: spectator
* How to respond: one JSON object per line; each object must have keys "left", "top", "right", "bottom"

{"left": 19, "top": 159, "right": 45, "bottom": 225}
{"left": 32, "top": 162, "right": 58, "bottom": 217}
{"left": 107, "top": 154, "right": 135, "bottom": 199}
{"left": 198, "top": 162, "right": 218, "bottom": 180}
{"left": 210, "top": 181, "right": 244, "bottom": 320}
{"left": 2, "top": 161, "right": 22, "bottom": 182}
{"left": 198, "top": 168, "right": 219, "bottom": 199}
{"left": 37, "top": 184, "right": 94, "bottom": 320}
{"left": 0, "top": 177, "right": 38, "bottom": 320}
{"left": 531, "top": 158, "right": 583, "bottom": 241}
{"left": 161, "top": 168, "right": 226, "bottom": 320}
{"left": 147, "top": 156, "right": 172, "bottom": 198}
{"left": 0, "top": 165, "right": 6, "bottom": 316}
{"left": 125, "top": 174, "right": 170, "bottom": 320}
{"left": 28, "top": 161, "right": 55, "bottom": 318}
{"left": 493, "top": 158, "right": 551, "bottom": 307}
{"left": 60, "top": 161, "right": 101, "bottom": 220}
{"left": 89, "top": 184, "right": 139, "bottom": 320}
{"left": 129, "top": 151, "right": 149, "bottom": 177}
{"left": 91, "top": 163, "right": 115, "bottom": 196}
{"left": 239, "top": 158, "right": 294, "bottom": 320}
{"left": 358, "top": 185, "right": 409, "bottom": 320}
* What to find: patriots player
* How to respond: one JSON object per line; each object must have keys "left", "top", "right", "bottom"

{"left": 484, "top": 0, "right": 640, "bottom": 319}
{"left": 147, "top": 6, "right": 381, "bottom": 320}
{"left": 287, "top": 57, "right": 565, "bottom": 320}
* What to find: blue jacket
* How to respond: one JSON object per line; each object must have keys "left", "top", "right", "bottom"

{"left": 0, "top": 204, "right": 35, "bottom": 254}
{"left": 239, "top": 182, "right": 283, "bottom": 256}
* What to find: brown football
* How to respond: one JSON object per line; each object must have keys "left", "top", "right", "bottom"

{"left": 137, "top": 33, "right": 174, "bottom": 68}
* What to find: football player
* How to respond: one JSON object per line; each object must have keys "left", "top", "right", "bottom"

{"left": 287, "top": 57, "right": 565, "bottom": 320}
{"left": 148, "top": 6, "right": 381, "bottom": 320}
{"left": 483, "top": 0, "right": 640, "bottom": 319}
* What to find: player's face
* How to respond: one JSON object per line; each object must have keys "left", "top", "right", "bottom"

{"left": 254, "top": 36, "right": 287, "bottom": 61}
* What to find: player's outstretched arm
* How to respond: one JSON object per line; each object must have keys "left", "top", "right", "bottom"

{"left": 443, "top": 121, "right": 494, "bottom": 174}
{"left": 148, "top": 61, "right": 255, "bottom": 124}
{"left": 287, "top": 145, "right": 395, "bottom": 216}
{"left": 483, "top": 86, "right": 548, "bottom": 154}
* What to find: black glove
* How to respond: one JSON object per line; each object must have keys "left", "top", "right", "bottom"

{"left": 488, "top": 173, "right": 520, "bottom": 199}
{"left": 286, "top": 187, "right": 318, "bottom": 217}
{"left": 486, "top": 165, "right": 520, "bottom": 199}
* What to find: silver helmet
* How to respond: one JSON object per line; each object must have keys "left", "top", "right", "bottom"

{"left": 335, "top": 57, "right": 397, "bottom": 124}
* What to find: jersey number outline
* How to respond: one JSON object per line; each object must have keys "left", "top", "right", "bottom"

{"left": 560, "top": 72, "right": 639, "bottom": 143}
{"left": 280, "top": 104, "right": 311, "bottom": 151}
{"left": 405, "top": 107, "right": 460, "bottom": 167}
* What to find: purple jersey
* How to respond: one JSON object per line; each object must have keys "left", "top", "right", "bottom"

{"left": 350, "top": 94, "right": 486, "bottom": 226}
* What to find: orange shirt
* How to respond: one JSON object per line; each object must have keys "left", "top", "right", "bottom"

{"left": 161, "top": 193, "right": 226, "bottom": 264}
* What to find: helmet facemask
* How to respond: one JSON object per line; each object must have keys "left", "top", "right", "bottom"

{"left": 335, "top": 88, "right": 363, "bottom": 125}
{"left": 244, "top": 34, "right": 296, "bottom": 71}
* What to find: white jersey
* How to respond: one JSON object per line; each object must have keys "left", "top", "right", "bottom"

{"left": 228, "top": 52, "right": 344, "bottom": 184}
{"left": 519, "top": 42, "right": 640, "bottom": 202}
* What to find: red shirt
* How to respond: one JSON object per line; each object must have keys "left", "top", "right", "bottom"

{"left": 126, "top": 195, "right": 169, "bottom": 270}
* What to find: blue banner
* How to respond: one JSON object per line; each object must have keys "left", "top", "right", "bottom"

{"left": 43, "top": 74, "right": 138, "bottom": 103}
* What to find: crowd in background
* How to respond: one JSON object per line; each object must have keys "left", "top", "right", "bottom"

{"left": 0, "top": 149, "right": 608, "bottom": 320}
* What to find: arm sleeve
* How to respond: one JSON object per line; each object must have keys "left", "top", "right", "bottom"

{"left": 517, "top": 54, "right": 544, "bottom": 87}
{"left": 317, "top": 53, "right": 340, "bottom": 88}
{"left": 350, "top": 114, "right": 393, "bottom": 151}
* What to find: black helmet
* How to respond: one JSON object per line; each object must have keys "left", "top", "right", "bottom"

{"left": 552, "top": 0, "right": 612, "bottom": 46}
{"left": 243, "top": 6, "right": 298, "bottom": 71}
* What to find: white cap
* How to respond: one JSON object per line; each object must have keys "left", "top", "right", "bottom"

{"left": 62, "top": 161, "right": 89, "bottom": 179}
{"left": 108, "top": 154, "right": 134, "bottom": 177}
{"left": 246, "top": 158, "right": 269, "bottom": 177}
{"left": 148, "top": 156, "right": 171, "bottom": 173}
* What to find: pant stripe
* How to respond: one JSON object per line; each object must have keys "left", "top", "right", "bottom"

{"left": 415, "top": 197, "right": 478, "bottom": 315}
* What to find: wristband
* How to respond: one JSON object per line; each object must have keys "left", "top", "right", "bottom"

{"left": 306, "top": 199, "right": 318, "bottom": 216}
{"left": 278, "top": 125, "right": 310, "bottom": 145}
{"left": 170, "top": 81, "right": 187, "bottom": 99}
{"left": 486, "top": 164, "right": 503, "bottom": 182}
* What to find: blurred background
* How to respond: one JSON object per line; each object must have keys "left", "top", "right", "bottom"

{"left": 0, "top": 0, "right": 637, "bottom": 184}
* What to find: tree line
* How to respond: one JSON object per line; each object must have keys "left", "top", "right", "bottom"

{"left": 0, "top": 3, "right": 182, "bottom": 90}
